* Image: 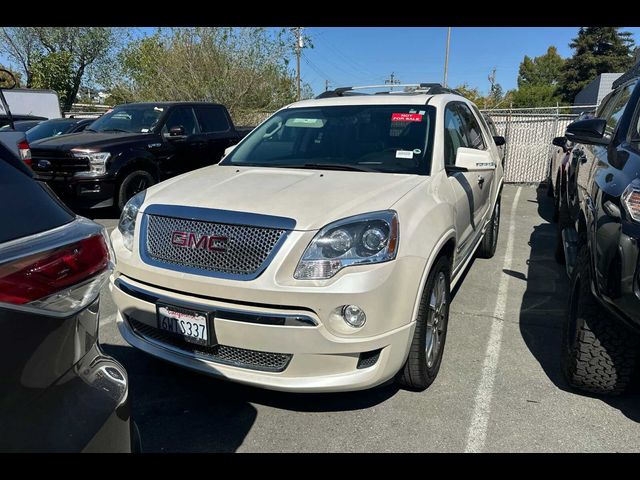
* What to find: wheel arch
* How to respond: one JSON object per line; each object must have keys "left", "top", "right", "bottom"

{"left": 409, "top": 230, "right": 456, "bottom": 326}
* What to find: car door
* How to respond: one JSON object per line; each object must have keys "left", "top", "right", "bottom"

{"left": 456, "top": 102, "right": 494, "bottom": 224}
{"left": 194, "top": 105, "right": 237, "bottom": 165}
{"left": 443, "top": 103, "right": 485, "bottom": 263}
{"left": 159, "top": 106, "right": 207, "bottom": 176}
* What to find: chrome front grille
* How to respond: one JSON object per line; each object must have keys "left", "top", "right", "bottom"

{"left": 128, "top": 318, "right": 292, "bottom": 372}
{"left": 144, "top": 214, "right": 287, "bottom": 277}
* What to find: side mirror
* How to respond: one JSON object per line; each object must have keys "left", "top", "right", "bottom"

{"left": 450, "top": 147, "right": 496, "bottom": 173}
{"left": 552, "top": 136, "right": 567, "bottom": 148}
{"left": 165, "top": 125, "right": 186, "bottom": 140}
{"left": 493, "top": 136, "right": 506, "bottom": 147}
{"left": 224, "top": 144, "right": 237, "bottom": 157}
{"left": 565, "top": 118, "right": 609, "bottom": 146}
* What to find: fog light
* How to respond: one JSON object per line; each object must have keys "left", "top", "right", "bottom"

{"left": 342, "top": 304, "right": 366, "bottom": 328}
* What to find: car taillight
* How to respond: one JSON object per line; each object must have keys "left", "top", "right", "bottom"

{"left": 17, "top": 139, "right": 32, "bottom": 168}
{"left": 0, "top": 234, "right": 109, "bottom": 311}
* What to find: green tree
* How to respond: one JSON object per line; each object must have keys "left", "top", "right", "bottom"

{"left": 30, "top": 51, "right": 74, "bottom": 106}
{"left": 0, "top": 27, "right": 39, "bottom": 87}
{"left": 510, "top": 84, "right": 564, "bottom": 108}
{"left": 111, "top": 28, "right": 308, "bottom": 120}
{"left": 454, "top": 83, "right": 486, "bottom": 108}
{"left": 560, "top": 27, "right": 635, "bottom": 102}
{"left": 518, "top": 46, "right": 565, "bottom": 87}
{"left": 0, "top": 27, "right": 118, "bottom": 110}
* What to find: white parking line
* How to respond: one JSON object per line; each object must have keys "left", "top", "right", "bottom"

{"left": 464, "top": 186, "right": 522, "bottom": 453}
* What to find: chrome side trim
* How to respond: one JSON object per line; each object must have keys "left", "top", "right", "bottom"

{"left": 114, "top": 277, "right": 317, "bottom": 327}
{"left": 142, "top": 204, "right": 297, "bottom": 230}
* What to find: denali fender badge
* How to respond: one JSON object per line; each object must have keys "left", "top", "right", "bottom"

{"left": 171, "top": 231, "right": 229, "bottom": 252}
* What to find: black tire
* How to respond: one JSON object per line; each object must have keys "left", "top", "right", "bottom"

{"left": 117, "top": 170, "right": 155, "bottom": 211}
{"left": 396, "top": 255, "right": 451, "bottom": 391}
{"left": 477, "top": 197, "right": 500, "bottom": 259}
{"left": 561, "top": 245, "right": 640, "bottom": 395}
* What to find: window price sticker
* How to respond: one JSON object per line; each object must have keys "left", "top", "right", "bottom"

{"left": 391, "top": 113, "right": 423, "bottom": 122}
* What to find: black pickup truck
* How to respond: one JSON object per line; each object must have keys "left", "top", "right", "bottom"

{"left": 556, "top": 78, "right": 640, "bottom": 395}
{"left": 30, "top": 102, "right": 252, "bottom": 210}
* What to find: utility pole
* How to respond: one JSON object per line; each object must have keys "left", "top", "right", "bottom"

{"left": 295, "top": 27, "right": 303, "bottom": 101}
{"left": 385, "top": 72, "right": 401, "bottom": 91}
{"left": 443, "top": 27, "right": 451, "bottom": 87}
{"left": 325, "top": 79, "right": 331, "bottom": 92}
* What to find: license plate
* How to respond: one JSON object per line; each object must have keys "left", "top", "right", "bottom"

{"left": 157, "top": 304, "right": 211, "bottom": 346}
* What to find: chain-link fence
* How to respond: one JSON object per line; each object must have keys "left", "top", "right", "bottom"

{"left": 481, "top": 105, "right": 599, "bottom": 184}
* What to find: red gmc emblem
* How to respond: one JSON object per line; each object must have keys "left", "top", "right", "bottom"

{"left": 171, "top": 231, "right": 229, "bottom": 252}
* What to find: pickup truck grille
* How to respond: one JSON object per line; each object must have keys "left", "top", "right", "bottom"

{"left": 31, "top": 149, "right": 89, "bottom": 177}
{"left": 144, "top": 214, "right": 287, "bottom": 277}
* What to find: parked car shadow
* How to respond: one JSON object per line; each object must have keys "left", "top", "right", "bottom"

{"left": 103, "top": 343, "right": 399, "bottom": 452}
{"left": 518, "top": 184, "right": 640, "bottom": 423}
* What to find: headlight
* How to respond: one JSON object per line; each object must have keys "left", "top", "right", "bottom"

{"left": 294, "top": 211, "right": 399, "bottom": 280}
{"left": 118, "top": 191, "right": 146, "bottom": 251}
{"left": 71, "top": 149, "right": 111, "bottom": 177}
{"left": 622, "top": 178, "right": 640, "bottom": 223}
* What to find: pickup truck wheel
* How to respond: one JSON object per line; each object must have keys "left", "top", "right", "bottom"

{"left": 396, "top": 255, "right": 451, "bottom": 391}
{"left": 477, "top": 197, "right": 500, "bottom": 259}
{"left": 117, "top": 170, "right": 156, "bottom": 211}
{"left": 561, "top": 245, "right": 640, "bottom": 395}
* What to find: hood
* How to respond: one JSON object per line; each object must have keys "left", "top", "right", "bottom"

{"left": 144, "top": 165, "right": 427, "bottom": 231}
{"left": 30, "top": 131, "right": 154, "bottom": 151}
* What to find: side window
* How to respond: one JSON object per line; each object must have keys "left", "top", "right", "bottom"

{"left": 443, "top": 104, "right": 470, "bottom": 166}
{"left": 456, "top": 103, "right": 486, "bottom": 150}
{"left": 602, "top": 82, "right": 636, "bottom": 137}
{"left": 195, "top": 106, "right": 230, "bottom": 133}
{"left": 162, "top": 107, "right": 199, "bottom": 135}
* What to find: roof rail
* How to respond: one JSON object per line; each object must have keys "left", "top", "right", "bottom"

{"left": 315, "top": 83, "right": 463, "bottom": 99}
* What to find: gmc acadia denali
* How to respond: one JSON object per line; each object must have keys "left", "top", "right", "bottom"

{"left": 109, "top": 83, "right": 504, "bottom": 392}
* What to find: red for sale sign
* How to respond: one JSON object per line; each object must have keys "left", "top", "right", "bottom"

{"left": 391, "top": 113, "right": 423, "bottom": 122}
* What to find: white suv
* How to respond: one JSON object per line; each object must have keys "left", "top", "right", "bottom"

{"left": 110, "top": 83, "right": 504, "bottom": 392}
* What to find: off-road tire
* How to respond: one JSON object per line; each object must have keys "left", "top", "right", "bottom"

{"left": 561, "top": 245, "right": 640, "bottom": 395}
{"left": 396, "top": 255, "right": 451, "bottom": 391}
{"left": 117, "top": 170, "right": 156, "bottom": 211}
{"left": 477, "top": 197, "right": 501, "bottom": 259}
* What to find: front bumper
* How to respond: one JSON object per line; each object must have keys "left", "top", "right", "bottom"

{"left": 36, "top": 176, "right": 116, "bottom": 209}
{"left": 111, "top": 274, "right": 416, "bottom": 392}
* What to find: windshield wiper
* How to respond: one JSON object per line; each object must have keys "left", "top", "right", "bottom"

{"left": 280, "top": 163, "right": 376, "bottom": 172}
{"left": 99, "top": 128, "right": 130, "bottom": 133}
{"left": 85, "top": 128, "right": 97, "bottom": 132}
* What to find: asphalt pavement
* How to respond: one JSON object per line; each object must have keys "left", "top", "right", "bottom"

{"left": 94, "top": 184, "right": 640, "bottom": 452}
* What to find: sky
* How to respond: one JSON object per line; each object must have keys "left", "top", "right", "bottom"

{"left": 300, "top": 27, "right": 640, "bottom": 96}
{"left": 3, "top": 27, "right": 640, "bottom": 97}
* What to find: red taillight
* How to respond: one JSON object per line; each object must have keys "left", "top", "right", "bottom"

{"left": 0, "top": 235, "right": 109, "bottom": 305}
{"left": 17, "top": 139, "right": 32, "bottom": 167}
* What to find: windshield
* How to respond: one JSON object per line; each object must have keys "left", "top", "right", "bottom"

{"left": 87, "top": 104, "right": 165, "bottom": 134}
{"left": 221, "top": 105, "right": 435, "bottom": 174}
{"left": 26, "top": 120, "right": 75, "bottom": 142}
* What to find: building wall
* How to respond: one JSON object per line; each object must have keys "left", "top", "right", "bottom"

{"left": 574, "top": 76, "right": 601, "bottom": 106}
{"left": 574, "top": 73, "right": 622, "bottom": 107}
